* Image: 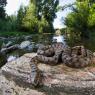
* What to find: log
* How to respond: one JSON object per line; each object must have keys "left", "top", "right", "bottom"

{"left": 1, "top": 44, "right": 19, "bottom": 53}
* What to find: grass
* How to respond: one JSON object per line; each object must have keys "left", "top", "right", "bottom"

{"left": 0, "top": 31, "right": 31, "bottom": 37}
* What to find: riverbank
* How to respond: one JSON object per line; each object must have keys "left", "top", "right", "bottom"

{"left": 0, "top": 31, "right": 54, "bottom": 37}
{"left": 0, "top": 31, "right": 31, "bottom": 37}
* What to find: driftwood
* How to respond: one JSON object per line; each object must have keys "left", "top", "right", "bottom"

{"left": 1, "top": 44, "right": 19, "bottom": 53}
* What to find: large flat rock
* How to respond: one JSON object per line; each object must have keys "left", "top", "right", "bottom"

{"left": 1, "top": 53, "right": 95, "bottom": 95}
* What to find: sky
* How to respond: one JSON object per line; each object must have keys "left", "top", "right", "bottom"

{"left": 5, "top": 0, "right": 75, "bottom": 29}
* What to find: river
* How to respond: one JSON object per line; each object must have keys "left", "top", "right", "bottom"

{"left": 0, "top": 34, "right": 95, "bottom": 67}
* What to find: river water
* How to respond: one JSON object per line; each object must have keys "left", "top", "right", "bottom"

{"left": 0, "top": 34, "right": 95, "bottom": 67}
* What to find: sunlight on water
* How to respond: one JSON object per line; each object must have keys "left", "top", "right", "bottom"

{"left": 52, "top": 35, "right": 66, "bottom": 44}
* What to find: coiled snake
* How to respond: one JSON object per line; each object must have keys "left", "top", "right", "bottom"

{"left": 30, "top": 43, "right": 93, "bottom": 86}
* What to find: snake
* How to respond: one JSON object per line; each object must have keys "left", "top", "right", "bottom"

{"left": 30, "top": 43, "right": 94, "bottom": 86}
{"left": 36, "top": 43, "right": 93, "bottom": 68}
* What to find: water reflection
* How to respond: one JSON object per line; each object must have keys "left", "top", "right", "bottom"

{"left": 52, "top": 35, "right": 66, "bottom": 44}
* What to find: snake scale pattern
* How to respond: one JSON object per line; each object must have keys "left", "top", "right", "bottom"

{"left": 36, "top": 43, "right": 93, "bottom": 68}
{"left": 30, "top": 43, "right": 94, "bottom": 86}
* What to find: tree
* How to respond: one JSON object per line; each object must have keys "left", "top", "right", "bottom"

{"left": 87, "top": 3, "right": 95, "bottom": 31}
{"left": 22, "top": 0, "right": 59, "bottom": 33}
{"left": 38, "top": 17, "right": 50, "bottom": 33}
{"left": 64, "top": 0, "right": 95, "bottom": 38}
{"left": 16, "top": 5, "right": 26, "bottom": 30}
{"left": 0, "top": 6, "right": 6, "bottom": 19}
{"left": 0, "top": 0, "right": 7, "bottom": 19}
{"left": 0, "top": 0, "right": 7, "bottom": 7}
{"left": 30, "top": 0, "right": 59, "bottom": 32}
{"left": 22, "top": 3, "right": 39, "bottom": 32}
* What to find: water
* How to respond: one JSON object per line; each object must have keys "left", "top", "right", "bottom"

{"left": 0, "top": 34, "right": 53, "bottom": 66}
{"left": 52, "top": 35, "right": 66, "bottom": 44}
{"left": 66, "top": 35, "right": 95, "bottom": 52}
{"left": 0, "top": 33, "right": 95, "bottom": 67}
{"left": 31, "top": 34, "right": 95, "bottom": 52}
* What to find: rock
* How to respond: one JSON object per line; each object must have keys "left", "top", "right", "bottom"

{"left": 27, "top": 44, "right": 34, "bottom": 51}
{"left": 20, "top": 41, "right": 31, "bottom": 49}
{"left": 20, "top": 41, "right": 35, "bottom": 51}
{"left": 0, "top": 73, "right": 45, "bottom": 95}
{"left": 93, "top": 52, "right": 95, "bottom": 57}
{"left": 1, "top": 53, "right": 95, "bottom": 95}
{"left": 1, "top": 53, "right": 41, "bottom": 87}
{"left": 7, "top": 55, "right": 17, "bottom": 62}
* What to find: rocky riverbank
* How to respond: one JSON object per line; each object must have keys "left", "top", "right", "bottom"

{"left": 1, "top": 53, "right": 95, "bottom": 95}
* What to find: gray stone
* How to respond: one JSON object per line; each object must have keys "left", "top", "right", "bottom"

{"left": 20, "top": 41, "right": 31, "bottom": 49}
{"left": 1, "top": 53, "right": 95, "bottom": 95}
{"left": 7, "top": 55, "right": 17, "bottom": 62}
{"left": 0, "top": 73, "right": 45, "bottom": 95}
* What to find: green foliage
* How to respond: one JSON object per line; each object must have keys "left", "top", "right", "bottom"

{"left": 0, "top": 15, "right": 17, "bottom": 31}
{"left": 30, "top": 0, "right": 59, "bottom": 33}
{"left": 0, "top": 0, "right": 7, "bottom": 7}
{"left": 64, "top": 0, "right": 95, "bottom": 38}
{"left": 0, "top": 0, "right": 7, "bottom": 31}
{"left": 22, "top": 3, "right": 39, "bottom": 33}
{"left": 30, "top": 0, "right": 59, "bottom": 21}
{"left": 0, "top": 0, "right": 59, "bottom": 34}
{"left": 0, "top": 31, "right": 30, "bottom": 37}
{"left": 0, "top": 0, "right": 7, "bottom": 19}
{"left": 0, "top": 7, "right": 6, "bottom": 19}
{"left": 38, "top": 17, "right": 50, "bottom": 33}
{"left": 88, "top": 4, "right": 95, "bottom": 28}
{"left": 16, "top": 5, "right": 26, "bottom": 31}
{"left": 41, "top": 0, "right": 59, "bottom": 23}
{"left": 22, "top": 0, "right": 59, "bottom": 33}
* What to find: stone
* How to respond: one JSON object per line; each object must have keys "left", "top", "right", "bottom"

{"left": 1, "top": 53, "right": 41, "bottom": 87}
{"left": 1, "top": 53, "right": 95, "bottom": 95}
{"left": 93, "top": 52, "right": 95, "bottom": 57}
{"left": 0, "top": 73, "right": 45, "bottom": 95}
{"left": 7, "top": 55, "right": 17, "bottom": 62}
{"left": 27, "top": 44, "right": 34, "bottom": 51}
{"left": 20, "top": 41, "right": 31, "bottom": 49}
